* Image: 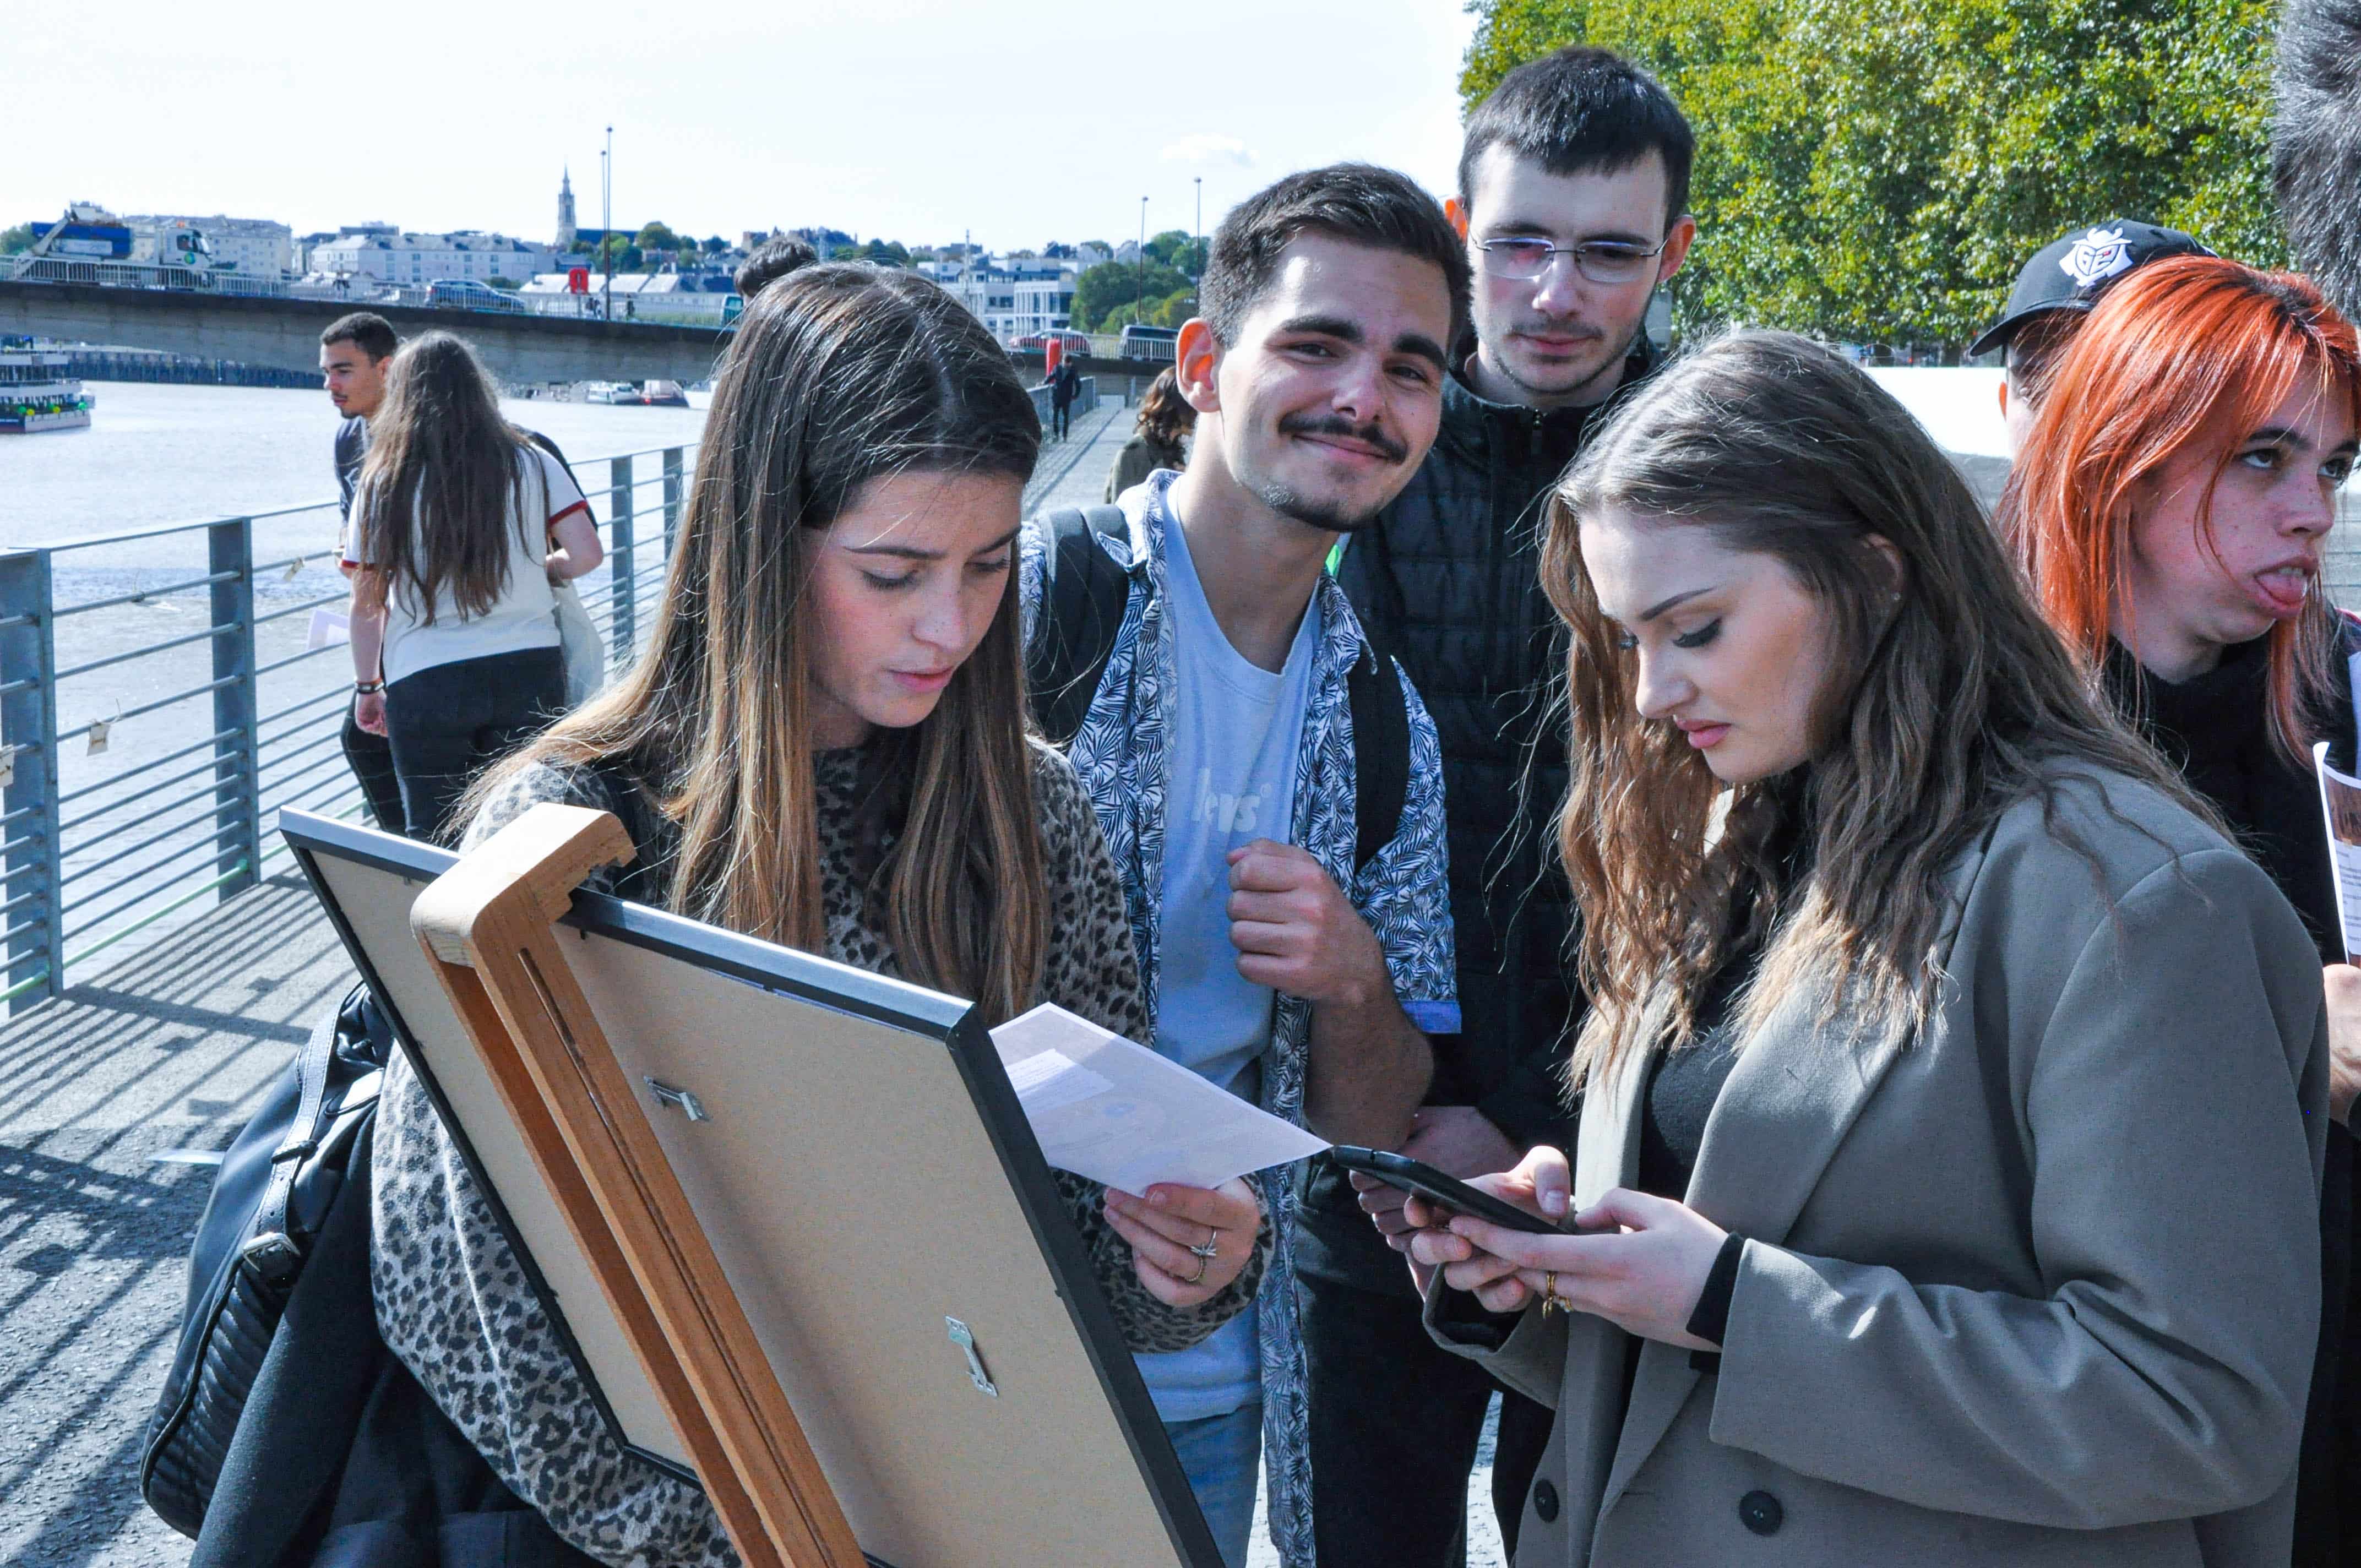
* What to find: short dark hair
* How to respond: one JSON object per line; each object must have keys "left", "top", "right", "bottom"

{"left": 320, "top": 312, "right": 398, "bottom": 362}
{"left": 735, "top": 236, "right": 819, "bottom": 298}
{"left": 1199, "top": 163, "right": 1469, "bottom": 350}
{"left": 1458, "top": 46, "right": 1694, "bottom": 232}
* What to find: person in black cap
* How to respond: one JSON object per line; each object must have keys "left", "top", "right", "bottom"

{"left": 1968, "top": 219, "right": 2212, "bottom": 455}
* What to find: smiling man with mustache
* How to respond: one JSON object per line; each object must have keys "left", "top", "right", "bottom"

{"left": 1020, "top": 163, "right": 1465, "bottom": 1568}
{"left": 1322, "top": 45, "right": 1696, "bottom": 1568}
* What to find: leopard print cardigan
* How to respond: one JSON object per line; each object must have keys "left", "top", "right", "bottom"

{"left": 371, "top": 742, "right": 1271, "bottom": 1568}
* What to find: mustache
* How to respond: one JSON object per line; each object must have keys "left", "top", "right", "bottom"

{"left": 1275, "top": 412, "right": 1411, "bottom": 466}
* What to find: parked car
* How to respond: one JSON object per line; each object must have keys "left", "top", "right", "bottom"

{"left": 426, "top": 279, "right": 529, "bottom": 315}
{"left": 1118, "top": 324, "right": 1179, "bottom": 361}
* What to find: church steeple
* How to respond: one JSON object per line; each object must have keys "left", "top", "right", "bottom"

{"left": 556, "top": 167, "right": 578, "bottom": 253}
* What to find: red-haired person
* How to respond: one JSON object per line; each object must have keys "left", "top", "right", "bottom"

{"left": 2000, "top": 253, "right": 2361, "bottom": 1568}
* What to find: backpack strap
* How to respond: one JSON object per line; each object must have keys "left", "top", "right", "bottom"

{"left": 1346, "top": 640, "right": 1410, "bottom": 876}
{"left": 1026, "top": 505, "right": 1133, "bottom": 747}
{"left": 235, "top": 997, "right": 350, "bottom": 1291}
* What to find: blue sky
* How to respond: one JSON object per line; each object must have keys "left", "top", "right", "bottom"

{"left": 8, "top": 2, "right": 1478, "bottom": 251}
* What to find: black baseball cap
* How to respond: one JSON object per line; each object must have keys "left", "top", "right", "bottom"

{"left": 1968, "top": 219, "right": 2216, "bottom": 360}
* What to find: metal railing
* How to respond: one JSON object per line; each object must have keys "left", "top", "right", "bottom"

{"left": 0, "top": 442, "right": 697, "bottom": 1012}
{"left": 6, "top": 255, "right": 290, "bottom": 298}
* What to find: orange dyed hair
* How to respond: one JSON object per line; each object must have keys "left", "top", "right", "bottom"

{"left": 2000, "top": 255, "right": 2361, "bottom": 766}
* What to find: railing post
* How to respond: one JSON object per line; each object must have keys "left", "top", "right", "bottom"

{"left": 209, "top": 518, "right": 260, "bottom": 899}
{"left": 608, "top": 456, "right": 635, "bottom": 663}
{"left": 0, "top": 551, "right": 61, "bottom": 1006}
{"left": 662, "top": 447, "right": 684, "bottom": 557}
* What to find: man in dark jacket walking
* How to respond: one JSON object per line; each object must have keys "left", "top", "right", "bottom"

{"left": 1312, "top": 46, "right": 1698, "bottom": 1565}
{"left": 1049, "top": 353, "right": 1082, "bottom": 440}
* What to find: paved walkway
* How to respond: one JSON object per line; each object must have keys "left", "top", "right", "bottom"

{"left": 1024, "top": 392, "right": 1131, "bottom": 514}
{"left": 0, "top": 872, "right": 356, "bottom": 1568}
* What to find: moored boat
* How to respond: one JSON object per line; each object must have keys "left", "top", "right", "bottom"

{"left": 0, "top": 336, "right": 94, "bottom": 434}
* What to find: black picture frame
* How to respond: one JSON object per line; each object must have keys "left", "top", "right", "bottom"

{"left": 280, "top": 807, "right": 1222, "bottom": 1568}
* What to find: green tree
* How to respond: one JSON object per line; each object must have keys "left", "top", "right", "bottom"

{"left": 1072, "top": 259, "right": 1193, "bottom": 331}
{"left": 704, "top": 235, "right": 728, "bottom": 254}
{"left": 0, "top": 222, "right": 33, "bottom": 255}
{"left": 635, "top": 221, "right": 681, "bottom": 253}
{"left": 1461, "top": 0, "right": 2283, "bottom": 346}
{"left": 1143, "top": 228, "right": 1194, "bottom": 266}
{"left": 488, "top": 276, "right": 519, "bottom": 291}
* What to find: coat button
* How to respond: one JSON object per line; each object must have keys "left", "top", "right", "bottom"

{"left": 1738, "top": 1489, "right": 1783, "bottom": 1536}
{"left": 1532, "top": 1478, "right": 1560, "bottom": 1523}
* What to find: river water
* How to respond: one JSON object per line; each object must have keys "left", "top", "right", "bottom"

{"left": 0, "top": 381, "right": 708, "bottom": 560}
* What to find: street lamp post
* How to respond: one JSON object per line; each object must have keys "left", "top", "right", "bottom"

{"left": 1136, "top": 196, "right": 1147, "bottom": 328}
{"left": 1194, "top": 177, "right": 1202, "bottom": 279}
{"left": 600, "top": 125, "right": 613, "bottom": 323}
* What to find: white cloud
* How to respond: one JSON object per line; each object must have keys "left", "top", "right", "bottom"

{"left": 1161, "top": 134, "right": 1257, "bottom": 168}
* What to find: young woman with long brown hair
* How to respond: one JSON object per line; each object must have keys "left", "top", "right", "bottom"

{"left": 1103, "top": 366, "right": 1196, "bottom": 502}
{"left": 371, "top": 265, "right": 1266, "bottom": 1566}
{"left": 2000, "top": 255, "right": 2361, "bottom": 1566}
{"left": 1402, "top": 331, "right": 2326, "bottom": 1566}
{"left": 344, "top": 330, "right": 604, "bottom": 842}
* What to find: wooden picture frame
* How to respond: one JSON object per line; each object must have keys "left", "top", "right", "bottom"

{"left": 282, "top": 805, "right": 1222, "bottom": 1568}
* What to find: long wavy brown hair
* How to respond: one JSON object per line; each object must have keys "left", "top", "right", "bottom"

{"left": 471, "top": 265, "right": 1049, "bottom": 1022}
{"left": 1135, "top": 367, "right": 1195, "bottom": 454}
{"left": 352, "top": 331, "right": 533, "bottom": 624}
{"left": 2000, "top": 256, "right": 2361, "bottom": 768}
{"left": 1546, "top": 330, "right": 2197, "bottom": 1088}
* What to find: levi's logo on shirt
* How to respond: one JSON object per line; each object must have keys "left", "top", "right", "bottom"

{"left": 1189, "top": 767, "right": 1265, "bottom": 835}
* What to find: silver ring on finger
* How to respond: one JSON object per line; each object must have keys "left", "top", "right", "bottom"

{"left": 1189, "top": 1227, "right": 1221, "bottom": 1261}
{"left": 1187, "top": 1253, "right": 1211, "bottom": 1286}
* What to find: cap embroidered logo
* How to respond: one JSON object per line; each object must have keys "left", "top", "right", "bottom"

{"left": 2059, "top": 227, "right": 2136, "bottom": 288}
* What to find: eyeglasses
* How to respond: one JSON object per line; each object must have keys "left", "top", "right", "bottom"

{"left": 1477, "top": 237, "right": 1667, "bottom": 286}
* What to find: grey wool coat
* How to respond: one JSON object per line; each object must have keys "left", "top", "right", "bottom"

{"left": 1431, "top": 766, "right": 2329, "bottom": 1567}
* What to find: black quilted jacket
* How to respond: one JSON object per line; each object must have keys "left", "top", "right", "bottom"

{"left": 1335, "top": 346, "right": 1659, "bottom": 1152}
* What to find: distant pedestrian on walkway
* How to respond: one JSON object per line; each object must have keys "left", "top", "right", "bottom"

{"left": 320, "top": 312, "right": 407, "bottom": 836}
{"left": 342, "top": 331, "right": 604, "bottom": 842}
{"left": 1050, "top": 352, "right": 1082, "bottom": 440}
{"left": 1104, "top": 367, "right": 1194, "bottom": 502}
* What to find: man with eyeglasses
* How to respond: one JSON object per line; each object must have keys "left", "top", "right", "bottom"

{"left": 1309, "top": 45, "right": 1695, "bottom": 1567}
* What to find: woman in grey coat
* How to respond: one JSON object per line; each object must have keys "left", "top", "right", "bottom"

{"left": 1403, "top": 331, "right": 2326, "bottom": 1567}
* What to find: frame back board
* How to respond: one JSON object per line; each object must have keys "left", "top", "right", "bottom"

{"left": 281, "top": 809, "right": 1220, "bottom": 1568}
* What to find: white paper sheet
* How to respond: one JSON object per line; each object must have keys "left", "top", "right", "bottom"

{"left": 989, "top": 1003, "right": 1330, "bottom": 1194}
{"left": 2314, "top": 741, "right": 2361, "bottom": 964}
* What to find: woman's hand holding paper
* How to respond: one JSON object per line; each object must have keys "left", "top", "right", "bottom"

{"left": 1105, "top": 1178, "right": 1261, "bottom": 1307}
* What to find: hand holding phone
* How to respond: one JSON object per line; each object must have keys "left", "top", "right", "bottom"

{"left": 1327, "top": 1146, "right": 1560, "bottom": 1234}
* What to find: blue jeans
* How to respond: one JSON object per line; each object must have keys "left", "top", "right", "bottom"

{"left": 1165, "top": 1402, "right": 1262, "bottom": 1568}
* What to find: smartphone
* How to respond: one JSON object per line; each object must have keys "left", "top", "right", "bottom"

{"left": 1326, "top": 1146, "right": 1559, "bottom": 1235}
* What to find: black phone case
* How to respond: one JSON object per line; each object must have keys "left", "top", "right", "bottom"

{"left": 1326, "top": 1146, "right": 1558, "bottom": 1234}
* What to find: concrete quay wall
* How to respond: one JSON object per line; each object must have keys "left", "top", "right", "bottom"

{"left": 0, "top": 280, "right": 732, "bottom": 388}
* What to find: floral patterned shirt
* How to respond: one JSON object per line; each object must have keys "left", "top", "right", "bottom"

{"left": 1021, "top": 471, "right": 1459, "bottom": 1567}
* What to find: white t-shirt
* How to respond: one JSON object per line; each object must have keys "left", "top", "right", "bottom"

{"left": 346, "top": 444, "right": 589, "bottom": 686}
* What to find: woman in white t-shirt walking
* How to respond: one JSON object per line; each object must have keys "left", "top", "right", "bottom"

{"left": 344, "top": 331, "right": 603, "bottom": 840}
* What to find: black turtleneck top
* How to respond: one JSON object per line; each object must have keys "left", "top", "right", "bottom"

{"left": 2104, "top": 635, "right": 2348, "bottom": 962}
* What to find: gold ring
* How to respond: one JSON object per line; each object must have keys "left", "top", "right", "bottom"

{"left": 1540, "top": 1270, "right": 1566, "bottom": 1316}
{"left": 1190, "top": 1228, "right": 1221, "bottom": 1261}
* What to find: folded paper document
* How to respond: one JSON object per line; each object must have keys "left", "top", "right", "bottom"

{"left": 990, "top": 1003, "right": 1330, "bottom": 1194}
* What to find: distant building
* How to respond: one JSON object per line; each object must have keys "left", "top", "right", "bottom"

{"left": 126, "top": 214, "right": 293, "bottom": 275}
{"left": 518, "top": 268, "right": 739, "bottom": 321}
{"left": 925, "top": 252, "right": 1079, "bottom": 344}
{"left": 556, "top": 169, "right": 577, "bottom": 253}
{"left": 1076, "top": 242, "right": 1113, "bottom": 265}
{"left": 310, "top": 230, "right": 558, "bottom": 286}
